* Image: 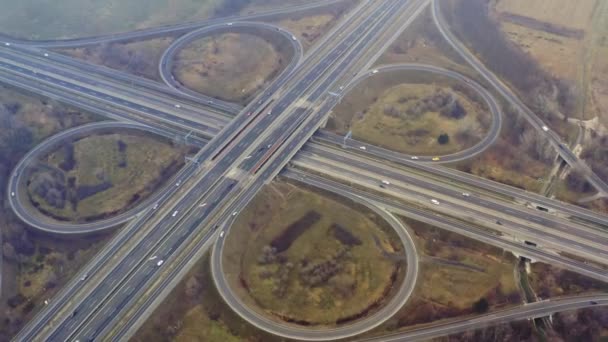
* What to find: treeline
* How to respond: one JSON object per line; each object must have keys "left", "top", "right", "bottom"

{"left": 447, "top": 0, "right": 577, "bottom": 119}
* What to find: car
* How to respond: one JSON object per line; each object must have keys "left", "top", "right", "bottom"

{"left": 174, "top": 104, "right": 181, "bottom": 108}
{"left": 10, "top": 192, "right": 15, "bottom": 197}
{"left": 275, "top": 28, "right": 280, "bottom": 31}
{"left": 541, "top": 125, "right": 549, "bottom": 132}
{"left": 462, "top": 192, "right": 470, "bottom": 197}
{"left": 227, "top": 22, "right": 233, "bottom": 26}
{"left": 220, "top": 231, "right": 225, "bottom": 237}
{"left": 411, "top": 156, "right": 419, "bottom": 160}
{"left": 496, "top": 220, "right": 503, "bottom": 225}
{"left": 267, "top": 110, "right": 272, "bottom": 115}
{"left": 157, "top": 260, "right": 164, "bottom": 267}
{"left": 232, "top": 211, "right": 238, "bottom": 216}
{"left": 267, "top": 144, "right": 272, "bottom": 148}
{"left": 175, "top": 180, "right": 181, "bottom": 187}
{"left": 43, "top": 53, "right": 49, "bottom": 57}
{"left": 207, "top": 100, "right": 214, "bottom": 104}
{"left": 430, "top": 199, "right": 440, "bottom": 205}
{"left": 359, "top": 146, "right": 367, "bottom": 150}
{"left": 80, "top": 274, "right": 88, "bottom": 281}
{"left": 379, "top": 184, "right": 386, "bottom": 189}
{"left": 172, "top": 210, "right": 179, "bottom": 217}
{"left": 44, "top": 300, "right": 49, "bottom": 305}
{"left": 432, "top": 157, "right": 440, "bottom": 161}
{"left": 199, "top": 202, "right": 207, "bottom": 207}
{"left": 292, "top": 35, "right": 297, "bottom": 41}
{"left": 247, "top": 112, "right": 252, "bottom": 116}
{"left": 152, "top": 203, "right": 159, "bottom": 210}
{"left": 372, "top": 69, "right": 379, "bottom": 74}
{"left": 339, "top": 86, "right": 344, "bottom": 90}
{"left": 4, "top": 42, "right": 10, "bottom": 46}
{"left": 149, "top": 255, "right": 158, "bottom": 261}
{"left": 381, "top": 180, "right": 390, "bottom": 185}
{"left": 590, "top": 301, "right": 598, "bottom": 305}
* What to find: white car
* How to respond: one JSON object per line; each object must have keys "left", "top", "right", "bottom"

{"left": 157, "top": 260, "right": 164, "bottom": 267}
{"left": 541, "top": 125, "right": 549, "bottom": 132}
{"left": 372, "top": 69, "right": 379, "bottom": 74}
{"left": 43, "top": 53, "right": 49, "bottom": 57}
{"left": 175, "top": 180, "right": 181, "bottom": 187}
{"left": 410, "top": 156, "right": 419, "bottom": 160}
{"left": 152, "top": 203, "right": 158, "bottom": 210}
{"left": 149, "top": 255, "right": 158, "bottom": 261}
{"left": 462, "top": 192, "right": 470, "bottom": 197}
{"left": 227, "top": 22, "right": 233, "bottom": 26}
{"left": 232, "top": 211, "right": 238, "bottom": 216}
{"left": 292, "top": 35, "right": 297, "bottom": 41}
{"left": 10, "top": 192, "right": 15, "bottom": 197}
{"left": 172, "top": 210, "right": 179, "bottom": 217}
{"left": 80, "top": 274, "right": 88, "bottom": 281}
{"left": 359, "top": 146, "right": 367, "bottom": 150}
{"left": 4, "top": 42, "right": 10, "bottom": 46}
{"left": 174, "top": 104, "right": 181, "bottom": 108}
{"left": 220, "top": 231, "right": 225, "bottom": 238}
{"left": 431, "top": 199, "right": 440, "bottom": 205}
{"left": 381, "top": 180, "right": 390, "bottom": 185}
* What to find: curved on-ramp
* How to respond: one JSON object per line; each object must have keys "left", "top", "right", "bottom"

{"left": 7, "top": 121, "right": 190, "bottom": 234}
{"left": 327, "top": 63, "right": 502, "bottom": 164}
{"left": 159, "top": 21, "right": 304, "bottom": 103}
{"left": 211, "top": 179, "right": 419, "bottom": 341}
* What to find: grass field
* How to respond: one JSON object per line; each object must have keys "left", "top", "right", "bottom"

{"left": 329, "top": 78, "right": 490, "bottom": 156}
{"left": 495, "top": 0, "right": 597, "bottom": 31}
{"left": 27, "top": 131, "right": 189, "bottom": 222}
{"left": 59, "top": 37, "right": 176, "bottom": 81}
{"left": 223, "top": 181, "right": 403, "bottom": 326}
{"left": 174, "top": 32, "right": 284, "bottom": 105}
{"left": 366, "top": 217, "right": 521, "bottom": 335}
{"left": 0, "top": 0, "right": 227, "bottom": 40}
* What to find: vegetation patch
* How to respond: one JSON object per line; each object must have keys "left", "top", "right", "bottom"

{"left": 0, "top": 88, "right": 106, "bottom": 338}
{"left": 174, "top": 32, "right": 286, "bottom": 105}
{"left": 369, "top": 217, "right": 521, "bottom": 336}
{"left": 329, "top": 77, "right": 490, "bottom": 156}
{"left": 223, "top": 181, "right": 405, "bottom": 326}
{"left": 58, "top": 37, "right": 177, "bottom": 81}
{"left": 26, "top": 130, "right": 192, "bottom": 222}
{"left": 528, "top": 262, "right": 608, "bottom": 299}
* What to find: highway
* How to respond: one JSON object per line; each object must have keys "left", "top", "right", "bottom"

{"left": 5, "top": 121, "right": 207, "bottom": 234}
{"left": 6, "top": 0, "right": 608, "bottom": 340}
{"left": 355, "top": 294, "right": 608, "bottom": 342}
{"left": 431, "top": 0, "right": 608, "bottom": 196}
{"left": 293, "top": 145, "right": 608, "bottom": 267}
{"left": 284, "top": 169, "right": 608, "bottom": 283}
{"left": 13, "top": 0, "right": 427, "bottom": 340}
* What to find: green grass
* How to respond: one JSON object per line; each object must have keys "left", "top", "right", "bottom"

{"left": 28, "top": 132, "right": 188, "bottom": 221}
{"left": 347, "top": 84, "right": 487, "bottom": 156}
{"left": 224, "top": 181, "right": 401, "bottom": 326}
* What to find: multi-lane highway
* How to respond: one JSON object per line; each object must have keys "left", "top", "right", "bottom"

{"left": 5, "top": 0, "right": 608, "bottom": 341}
{"left": 14, "top": 1, "right": 431, "bottom": 340}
